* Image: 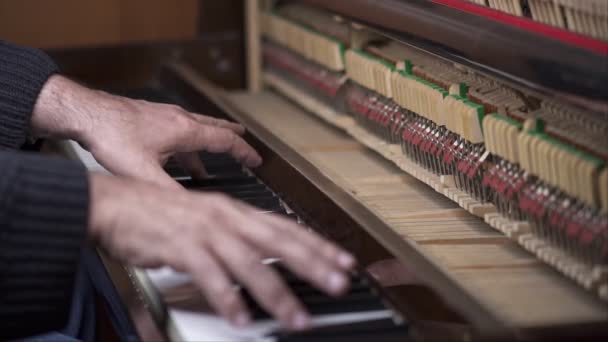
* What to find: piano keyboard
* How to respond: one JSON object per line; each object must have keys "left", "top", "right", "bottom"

{"left": 62, "top": 88, "right": 411, "bottom": 342}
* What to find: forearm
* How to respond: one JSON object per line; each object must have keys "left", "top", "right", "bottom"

{"left": 0, "top": 150, "right": 89, "bottom": 339}
{"left": 0, "top": 41, "right": 59, "bottom": 149}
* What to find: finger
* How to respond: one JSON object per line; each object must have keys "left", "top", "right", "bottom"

{"left": 181, "top": 246, "right": 251, "bottom": 327}
{"left": 188, "top": 113, "right": 245, "bottom": 135}
{"left": 233, "top": 199, "right": 356, "bottom": 270}
{"left": 221, "top": 200, "right": 352, "bottom": 294}
{"left": 180, "top": 124, "right": 262, "bottom": 168}
{"left": 230, "top": 206, "right": 353, "bottom": 296}
{"left": 257, "top": 211, "right": 356, "bottom": 270}
{"left": 175, "top": 152, "right": 208, "bottom": 179}
{"left": 207, "top": 228, "right": 310, "bottom": 330}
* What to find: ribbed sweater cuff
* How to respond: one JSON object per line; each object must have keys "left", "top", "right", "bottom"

{"left": 0, "top": 41, "right": 59, "bottom": 149}
{"left": 0, "top": 151, "right": 89, "bottom": 336}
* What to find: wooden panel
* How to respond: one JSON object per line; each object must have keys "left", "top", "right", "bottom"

{"left": 119, "top": 0, "right": 199, "bottom": 43}
{"left": 0, "top": 0, "right": 198, "bottom": 49}
{"left": 0, "top": 0, "right": 121, "bottom": 48}
{"left": 454, "top": 267, "right": 608, "bottom": 327}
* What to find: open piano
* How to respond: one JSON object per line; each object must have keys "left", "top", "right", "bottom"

{"left": 55, "top": 0, "right": 608, "bottom": 340}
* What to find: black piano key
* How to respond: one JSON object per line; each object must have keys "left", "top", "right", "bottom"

{"left": 274, "top": 265, "right": 368, "bottom": 287}
{"left": 189, "top": 184, "right": 270, "bottom": 195}
{"left": 287, "top": 280, "right": 370, "bottom": 297}
{"left": 198, "top": 157, "right": 238, "bottom": 164}
{"left": 166, "top": 167, "right": 190, "bottom": 179}
{"left": 188, "top": 187, "right": 279, "bottom": 207}
{"left": 301, "top": 295, "right": 386, "bottom": 316}
{"left": 185, "top": 183, "right": 284, "bottom": 211}
{"left": 231, "top": 192, "right": 277, "bottom": 200}
{"left": 198, "top": 153, "right": 246, "bottom": 173}
{"left": 243, "top": 268, "right": 385, "bottom": 320}
{"left": 164, "top": 159, "right": 190, "bottom": 178}
{"left": 212, "top": 186, "right": 273, "bottom": 196}
{"left": 177, "top": 167, "right": 246, "bottom": 178}
{"left": 179, "top": 176, "right": 259, "bottom": 189}
{"left": 273, "top": 319, "right": 410, "bottom": 342}
{"left": 166, "top": 153, "right": 248, "bottom": 177}
{"left": 241, "top": 196, "right": 280, "bottom": 206}
{"left": 250, "top": 202, "right": 284, "bottom": 212}
{"left": 165, "top": 164, "right": 244, "bottom": 179}
{"left": 205, "top": 164, "right": 245, "bottom": 175}
{"left": 199, "top": 152, "right": 237, "bottom": 162}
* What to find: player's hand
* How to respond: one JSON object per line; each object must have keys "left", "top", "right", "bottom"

{"left": 89, "top": 173, "right": 356, "bottom": 330}
{"left": 32, "top": 75, "right": 262, "bottom": 189}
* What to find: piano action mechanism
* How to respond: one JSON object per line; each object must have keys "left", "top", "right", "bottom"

{"left": 55, "top": 0, "right": 608, "bottom": 340}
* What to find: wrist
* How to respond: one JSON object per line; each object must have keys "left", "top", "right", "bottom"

{"left": 31, "top": 75, "right": 117, "bottom": 147}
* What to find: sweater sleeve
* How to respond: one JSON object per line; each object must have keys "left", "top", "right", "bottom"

{"left": 0, "top": 42, "right": 89, "bottom": 338}
{"left": 0, "top": 151, "right": 90, "bottom": 339}
{"left": 0, "top": 41, "right": 59, "bottom": 150}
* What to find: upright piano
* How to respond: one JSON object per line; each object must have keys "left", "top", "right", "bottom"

{"left": 54, "top": 0, "right": 608, "bottom": 340}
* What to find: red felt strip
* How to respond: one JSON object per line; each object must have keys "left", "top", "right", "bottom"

{"left": 429, "top": 0, "right": 608, "bottom": 55}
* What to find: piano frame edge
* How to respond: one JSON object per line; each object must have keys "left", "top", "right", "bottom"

{"left": 97, "top": 252, "right": 169, "bottom": 341}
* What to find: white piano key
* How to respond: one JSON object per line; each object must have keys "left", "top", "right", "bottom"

{"left": 60, "top": 140, "right": 110, "bottom": 173}
{"left": 170, "top": 308, "right": 393, "bottom": 342}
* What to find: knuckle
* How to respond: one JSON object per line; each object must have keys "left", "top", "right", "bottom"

{"left": 320, "top": 241, "right": 339, "bottom": 258}
{"left": 276, "top": 296, "right": 300, "bottom": 317}
{"left": 173, "top": 112, "right": 194, "bottom": 131}
{"left": 282, "top": 241, "right": 310, "bottom": 262}
{"left": 221, "top": 128, "right": 236, "bottom": 141}
{"left": 226, "top": 131, "right": 238, "bottom": 147}
{"left": 239, "top": 250, "right": 264, "bottom": 272}
{"left": 263, "top": 278, "right": 288, "bottom": 301}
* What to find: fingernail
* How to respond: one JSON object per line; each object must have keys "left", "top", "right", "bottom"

{"left": 233, "top": 311, "right": 250, "bottom": 327}
{"left": 328, "top": 272, "right": 347, "bottom": 293}
{"left": 291, "top": 312, "right": 310, "bottom": 330}
{"left": 337, "top": 253, "right": 355, "bottom": 268}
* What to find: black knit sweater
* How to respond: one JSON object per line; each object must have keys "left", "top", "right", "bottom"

{"left": 0, "top": 41, "right": 89, "bottom": 339}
